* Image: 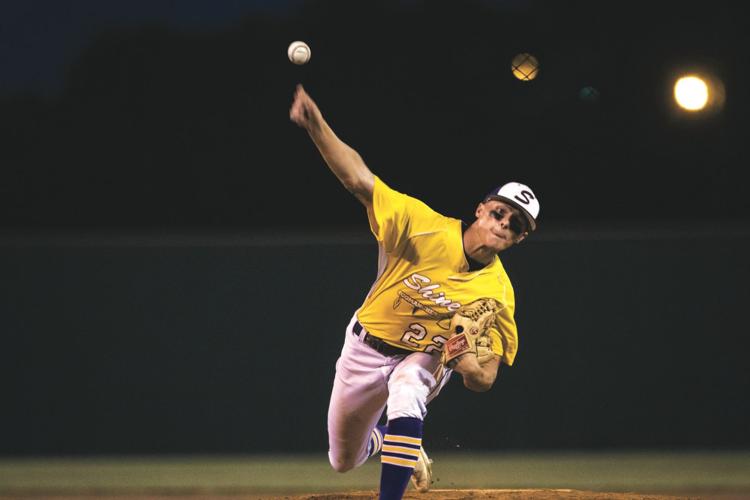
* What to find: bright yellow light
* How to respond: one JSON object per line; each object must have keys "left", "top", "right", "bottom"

{"left": 674, "top": 76, "right": 709, "bottom": 111}
{"left": 511, "top": 53, "right": 539, "bottom": 81}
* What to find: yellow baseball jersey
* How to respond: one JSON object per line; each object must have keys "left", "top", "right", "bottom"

{"left": 356, "top": 176, "right": 519, "bottom": 366}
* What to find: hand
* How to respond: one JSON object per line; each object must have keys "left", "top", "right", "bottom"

{"left": 289, "top": 84, "right": 323, "bottom": 131}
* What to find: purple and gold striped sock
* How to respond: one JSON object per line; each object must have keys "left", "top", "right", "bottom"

{"left": 379, "top": 417, "right": 423, "bottom": 500}
{"left": 368, "top": 424, "right": 387, "bottom": 457}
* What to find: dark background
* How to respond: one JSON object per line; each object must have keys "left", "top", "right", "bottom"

{"left": 1, "top": 0, "right": 748, "bottom": 456}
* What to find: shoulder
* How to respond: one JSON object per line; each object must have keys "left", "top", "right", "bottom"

{"left": 493, "top": 256, "right": 513, "bottom": 282}
{"left": 374, "top": 176, "right": 447, "bottom": 221}
{"left": 491, "top": 257, "right": 516, "bottom": 300}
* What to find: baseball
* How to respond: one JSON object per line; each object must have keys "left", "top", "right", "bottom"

{"left": 287, "top": 41, "right": 311, "bottom": 65}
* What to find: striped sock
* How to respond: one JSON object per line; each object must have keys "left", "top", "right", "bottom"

{"left": 379, "top": 417, "right": 423, "bottom": 500}
{"left": 368, "top": 424, "right": 387, "bottom": 457}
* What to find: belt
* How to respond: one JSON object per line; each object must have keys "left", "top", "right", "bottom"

{"left": 353, "top": 321, "right": 414, "bottom": 357}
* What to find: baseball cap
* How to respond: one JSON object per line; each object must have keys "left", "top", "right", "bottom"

{"left": 484, "top": 182, "right": 540, "bottom": 232}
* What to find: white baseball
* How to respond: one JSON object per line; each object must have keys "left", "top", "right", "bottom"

{"left": 287, "top": 41, "right": 311, "bottom": 65}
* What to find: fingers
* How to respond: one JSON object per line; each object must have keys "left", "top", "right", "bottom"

{"left": 289, "top": 100, "right": 304, "bottom": 125}
{"left": 289, "top": 84, "right": 306, "bottom": 125}
{"left": 290, "top": 84, "right": 314, "bottom": 127}
{"left": 293, "top": 83, "right": 306, "bottom": 103}
{"left": 290, "top": 84, "right": 322, "bottom": 130}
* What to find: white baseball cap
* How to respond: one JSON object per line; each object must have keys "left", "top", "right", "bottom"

{"left": 484, "top": 182, "right": 540, "bottom": 232}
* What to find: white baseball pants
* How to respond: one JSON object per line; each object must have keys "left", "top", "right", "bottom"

{"left": 327, "top": 314, "right": 452, "bottom": 472}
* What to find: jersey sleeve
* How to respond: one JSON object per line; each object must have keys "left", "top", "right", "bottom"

{"left": 369, "top": 176, "right": 442, "bottom": 253}
{"left": 489, "top": 287, "right": 519, "bottom": 366}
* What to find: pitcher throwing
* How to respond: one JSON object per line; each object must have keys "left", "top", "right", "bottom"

{"left": 289, "top": 84, "right": 540, "bottom": 500}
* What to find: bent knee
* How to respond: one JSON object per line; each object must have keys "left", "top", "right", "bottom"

{"left": 328, "top": 453, "right": 357, "bottom": 473}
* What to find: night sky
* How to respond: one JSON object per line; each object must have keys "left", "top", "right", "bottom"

{"left": 1, "top": 1, "right": 306, "bottom": 94}
{"left": 1, "top": 0, "right": 747, "bottom": 232}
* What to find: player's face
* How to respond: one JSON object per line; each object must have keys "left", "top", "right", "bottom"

{"left": 475, "top": 200, "right": 528, "bottom": 251}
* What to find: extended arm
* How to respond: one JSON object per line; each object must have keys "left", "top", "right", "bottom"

{"left": 452, "top": 354, "right": 500, "bottom": 392}
{"left": 289, "top": 84, "right": 375, "bottom": 208}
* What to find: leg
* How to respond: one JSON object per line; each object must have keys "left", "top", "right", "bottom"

{"left": 327, "top": 317, "right": 394, "bottom": 472}
{"left": 379, "top": 351, "right": 446, "bottom": 499}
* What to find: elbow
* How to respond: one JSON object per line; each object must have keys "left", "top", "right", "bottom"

{"left": 463, "top": 376, "right": 495, "bottom": 393}
{"left": 343, "top": 171, "right": 374, "bottom": 199}
{"left": 466, "top": 381, "right": 493, "bottom": 393}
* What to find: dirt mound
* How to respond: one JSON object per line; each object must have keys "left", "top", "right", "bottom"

{"left": 0, "top": 490, "right": 706, "bottom": 500}
{"left": 295, "top": 489, "right": 694, "bottom": 499}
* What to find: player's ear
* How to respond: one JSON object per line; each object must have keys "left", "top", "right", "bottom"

{"left": 475, "top": 202, "right": 485, "bottom": 218}
{"left": 514, "top": 232, "right": 528, "bottom": 244}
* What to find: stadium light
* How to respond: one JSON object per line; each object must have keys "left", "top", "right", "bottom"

{"left": 511, "top": 53, "right": 539, "bottom": 81}
{"left": 671, "top": 72, "right": 725, "bottom": 115}
{"left": 674, "top": 75, "right": 708, "bottom": 111}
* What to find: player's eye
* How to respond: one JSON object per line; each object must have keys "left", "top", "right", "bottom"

{"left": 509, "top": 215, "right": 527, "bottom": 234}
{"left": 490, "top": 210, "right": 503, "bottom": 220}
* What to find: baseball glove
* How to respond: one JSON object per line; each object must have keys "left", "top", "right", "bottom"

{"left": 441, "top": 298, "right": 499, "bottom": 368}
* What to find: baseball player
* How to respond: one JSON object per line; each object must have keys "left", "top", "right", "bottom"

{"left": 289, "top": 84, "right": 539, "bottom": 500}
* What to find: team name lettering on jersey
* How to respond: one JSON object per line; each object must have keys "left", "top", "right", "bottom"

{"left": 402, "top": 273, "right": 461, "bottom": 311}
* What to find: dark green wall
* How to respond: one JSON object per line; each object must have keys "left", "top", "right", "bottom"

{"left": 2, "top": 230, "right": 749, "bottom": 455}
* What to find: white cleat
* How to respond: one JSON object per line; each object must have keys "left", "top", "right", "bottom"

{"left": 410, "top": 445, "right": 433, "bottom": 492}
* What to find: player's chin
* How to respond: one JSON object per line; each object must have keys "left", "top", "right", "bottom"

{"left": 489, "top": 235, "right": 514, "bottom": 252}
